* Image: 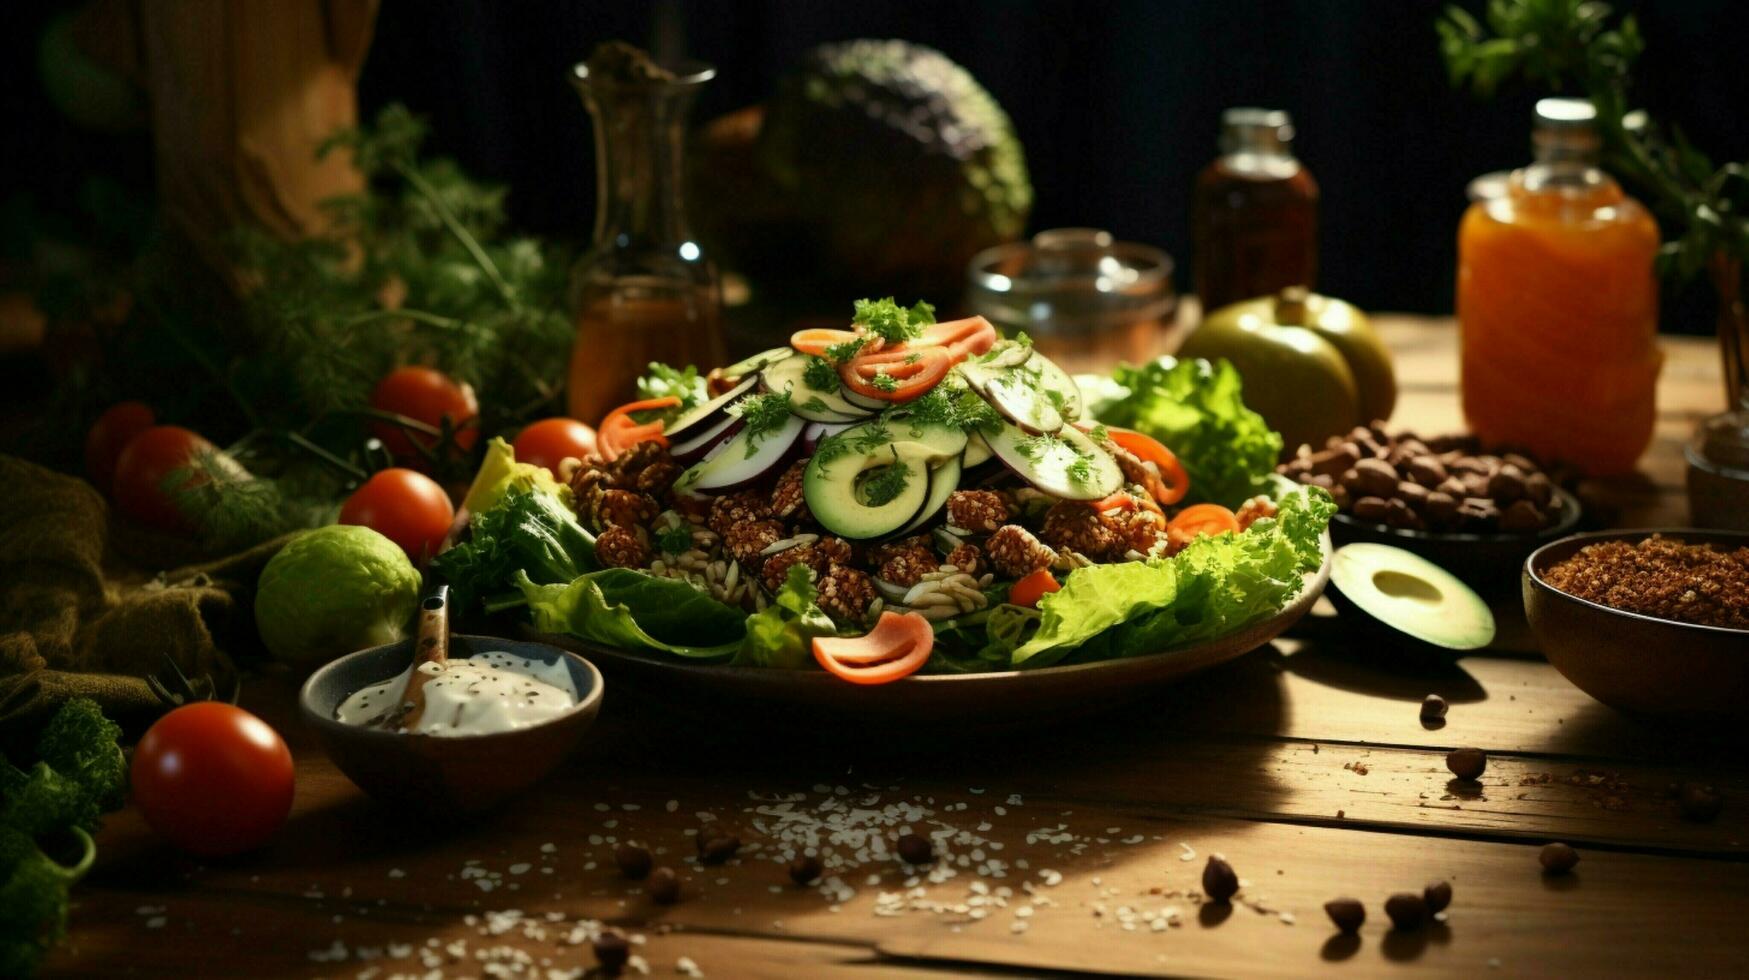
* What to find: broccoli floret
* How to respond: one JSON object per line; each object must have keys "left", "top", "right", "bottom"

{"left": 34, "top": 699, "right": 126, "bottom": 818}
{"left": 0, "top": 698, "right": 126, "bottom": 977}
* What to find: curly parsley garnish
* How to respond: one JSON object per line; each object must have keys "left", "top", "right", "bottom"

{"left": 657, "top": 523, "right": 694, "bottom": 555}
{"left": 1066, "top": 453, "right": 1094, "bottom": 486}
{"left": 802, "top": 356, "right": 840, "bottom": 391}
{"left": 869, "top": 372, "right": 900, "bottom": 392}
{"left": 731, "top": 391, "right": 793, "bottom": 456}
{"left": 851, "top": 297, "right": 936, "bottom": 344}
{"left": 825, "top": 338, "right": 870, "bottom": 364}
{"left": 861, "top": 463, "right": 911, "bottom": 507}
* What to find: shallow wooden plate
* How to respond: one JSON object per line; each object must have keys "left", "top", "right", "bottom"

{"left": 525, "top": 537, "right": 1331, "bottom": 726}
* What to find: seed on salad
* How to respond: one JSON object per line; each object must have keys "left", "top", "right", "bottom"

{"left": 1202, "top": 856, "right": 1239, "bottom": 903}
{"left": 1424, "top": 880, "right": 1453, "bottom": 914}
{"left": 1384, "top": 892, "right": 1428, "bottom": 930}
{"left": 896, "top": 833, "right": 934, "bottom": 865}
{"left": 614, "top": 843, "right": 653, "bottom": 879}
{"left": 593, "top": 930, "right": 631, "bottom": 973}
{"left": 1446, "top": 746, "right": 1487, "bottom": 781}
{"left": 648, "top": 866, "right": 682, "bottom": 904}
{"left": 1540, "top": 842, "right": 1580, "bottom": 874}
{"left": 1420, "top": 694, "right": 1448, "bottom": 721}
{"left": 699, "top": 835, "right": 741, "bottom": 866}
{"left": 1679, "top": 783, "right": 1723, "bottom": 822}
{"left": 1324, "top": 897, "right": 1365, "bottom": 933}
{"left": 788, "top": 855, "right": 824, "bottom": 886}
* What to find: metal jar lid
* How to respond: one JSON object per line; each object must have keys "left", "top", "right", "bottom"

{"left": 964, "top": 228, "right": 1177, "bottom": 337}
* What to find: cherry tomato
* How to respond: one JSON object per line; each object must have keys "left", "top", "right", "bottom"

{"left": 513, "top": 418, "right": 599, "bottom": 477}
{"left": 368, "top": 366, "right": 480, "bottom": 461}
{"left": 812, "top": 611, "right": 934, "bottom": 684}
{"left": 111, "top": 426, "right": 237, "bottom": 533}
{"left": 130, "top": 702, "right": 294, "bottom": 858}
{"left": 339, "top": 467, "right": 456, "bottom": 562}
{"left": 85, "top": 401, "right": 156, "bottom": 494}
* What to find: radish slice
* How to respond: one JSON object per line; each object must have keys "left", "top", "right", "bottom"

{"left": 677, "top": 415, "right": 807, "bottom": 494}
{"left": 664, "top": 376, "right": 759, "bottom": 442}
{"left": 670, "top": 415, "right": 743, "bottom": 462}
{"left": 802, "top": 421, "right": 854, "bottom": 454}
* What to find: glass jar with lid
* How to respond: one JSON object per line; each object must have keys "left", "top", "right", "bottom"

{"left": 964, "top": 228, "right": 1177, "bottom": 369}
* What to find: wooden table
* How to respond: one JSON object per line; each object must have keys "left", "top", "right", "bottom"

{"left": 48, "top": 319, "right": 1748, "bottom": 979}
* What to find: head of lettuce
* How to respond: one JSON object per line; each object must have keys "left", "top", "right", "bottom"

{"left": 254, "top": 524, "right": 423, "bottom": 669}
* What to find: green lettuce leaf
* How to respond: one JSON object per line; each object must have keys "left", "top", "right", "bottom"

{"left": 733, "top": 564, "right": 836, "bottom": 669}
{"left": 1012, "top": 487, "right": 1333, "bottom": 667}
{"left": 517, "top": 569, "right": 745, "bottom": 659}
{"left": 1084, "top": 356, "right": 1283, "bottom": 507}
{"left": 433, "top": 486, "right": 597, "bottom": 612}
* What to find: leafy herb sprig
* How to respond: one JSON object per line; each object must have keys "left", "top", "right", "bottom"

{"left": 1438, "top": 0, "right": 1749, "bottom": 286}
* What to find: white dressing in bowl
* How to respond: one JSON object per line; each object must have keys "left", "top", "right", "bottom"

{"left": 336, "top": 650, "right": 579, "bottom": 737}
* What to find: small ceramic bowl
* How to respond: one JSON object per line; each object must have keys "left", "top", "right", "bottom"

{"left": 299, "top": 634, "right": 604, "bottom": 814}
{"left": 1524, "top": 529, "right": 1749, "bottom": 717}
{"left": 1332, "top": 485, "right": 1581, "bottom": 598}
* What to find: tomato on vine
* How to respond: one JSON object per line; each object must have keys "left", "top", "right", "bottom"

{"left": 368, "top": 367, "right": 480, "bottom": 462}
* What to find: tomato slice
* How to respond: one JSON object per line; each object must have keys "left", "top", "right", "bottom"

{"left": 597, "top": 396, "right": 679, "bottom": 461}
{"left": 1107, "top": 426, "right": 1191, "bottom": 505}
{"left": 1167, "top": 502, "right": 1241, "bottom": 539}
{"left": 813, "top": 612, "right": 934, "bottom": 684}
{"left": 919, "top": 316, "right": 999, "bottom": 359}
{"left": 1008, "top": 568, "right": 1061, "bottom": 609}
{"left": 839, "top": 347, "right": 951, "bottom": 402}
{"left": 792, "top": 328, "right": 881, "bottom": 358}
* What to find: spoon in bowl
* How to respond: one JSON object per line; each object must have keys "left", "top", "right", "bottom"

{"left": 374, "top": 585, "right": 450, "bottom": 732}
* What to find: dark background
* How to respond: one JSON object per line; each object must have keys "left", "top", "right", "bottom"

{"left": 5, "top": 0, "right": 1746, "bottom": 331}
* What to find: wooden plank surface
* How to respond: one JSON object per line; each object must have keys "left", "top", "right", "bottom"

{"left": 48, "top": 320, "right": 1743, "bottom": 979}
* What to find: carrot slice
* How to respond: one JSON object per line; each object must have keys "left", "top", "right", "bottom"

{"left": 1106, "top": 427, "right": 1191, "bottom": 505}
{"left": 1009, "top": 569, "right": 1060, "bottom": 609}
{"left": 839, "top": 347, "right": 951, "bottom": 403}
{"left": 597, "top": 396, "right": 679, "bottom": 462}
{"left": 1167, "top": 502, "right": 1241, "bottom": 539}
{"left": 792, "top": 328, "right": 880, "bottom": 358}
{"left": 813, "top": 612, "right": 934, "bottom": 684}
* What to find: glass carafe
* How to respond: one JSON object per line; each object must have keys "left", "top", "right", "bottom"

{"left": 565, "top": 58, "right": 724, "bottom": 426}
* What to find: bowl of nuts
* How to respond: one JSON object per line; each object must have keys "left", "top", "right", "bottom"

{"left": 1279, "top": 424, "right": 1581, "bottom": 597}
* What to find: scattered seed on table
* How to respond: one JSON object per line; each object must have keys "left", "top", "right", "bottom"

{"left": 699, "top": 836, "right": 741, "bottom": 866}
{"left": 1421, "top": 694, "right": 1448, "bottom": 720}
{"left": 788, "top": 855, "right": 823, "bottom": 886}
{"left": 1446, "top": 746, "right": 1487, "bottom": 781}
{"left": 594, "top": 930, "right": 630, "bottom": 973}
{"left": 1424, "top": 880, "right": 1453, "bottom": 913}
{"left": 649, "top": 867, "right": 682, "bottom": 904}
{"left": 1202, "top": 856, "right": 1239, "bottom": 903}
{"left": 1324, "top": 897, "right": 1365, "bottom": 933}
{"left": 1679, "top": 782, "right": 1723, "bottom": 822}
{"left": 615, "top": 844, "right": 652, "bottom": 879}
{"left": 897, "top": 833, "right": 934, "bottom": 865}
{"left": 1384, "top": 892, "right": 1428, "bottom": 930}
{"left": 1540, "top": 842, "right": 1580, "bottom": 874}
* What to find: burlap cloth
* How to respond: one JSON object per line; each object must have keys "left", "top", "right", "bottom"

{"left": 0, "top": 455, "right": 290, "bottom": 753}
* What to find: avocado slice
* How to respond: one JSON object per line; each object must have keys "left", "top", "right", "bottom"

{"left": 1328, "top": 543, "right": 1496, "bottom": 650}
{"left": 804, "top": 441, "right": 931, "bottom": 540}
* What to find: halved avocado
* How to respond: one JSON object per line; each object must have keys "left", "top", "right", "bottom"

{"left": 1328, "top": 543, "right": 1495, "bottom": 650}
{"left": 804, "top": 441, "right": 931, "bottom": 539}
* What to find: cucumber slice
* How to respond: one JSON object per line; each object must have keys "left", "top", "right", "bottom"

{"left": 803, "top": 441, "right": 931, "bottom": 540}
{"left": 720, "top": 346, "right": 793, "bottom": 378}
{"left": 1031, "top": 352, "right": 1084, "bottom": 421}
{"left": 959, "top": 350, "right": 1084, "bottom": 435}
{"left": 759, "top": 354, "right": 873, "bottom": 421}
{"left": 893, "top": 456, "right": 963, "bottom": 538}
{"left": 882, "top": 417, "right": 969, "bottom": 460}
{"left": 963, "top": 430, "right": 994, "bottom": 468}
{"left": 984, "top": 421, "right": 1122, "bottom": 500}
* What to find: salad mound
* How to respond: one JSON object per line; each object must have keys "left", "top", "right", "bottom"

{"left": 438, "top": 299, "right": 1334, "bottom": 682}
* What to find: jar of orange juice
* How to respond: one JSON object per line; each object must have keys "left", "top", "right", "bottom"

{"left": 1457, "top": 98, "right": 1661, "bottom": 475}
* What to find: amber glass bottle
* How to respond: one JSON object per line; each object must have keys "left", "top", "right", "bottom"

{"left": 1192, "top": 108, "right": 1319, "bottom": 314}
{"left": 1457, "top": 98, "right": 1660, "bottom": 475}
{"left": 565, "top": 58, "right": 725, "bottom": 426}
